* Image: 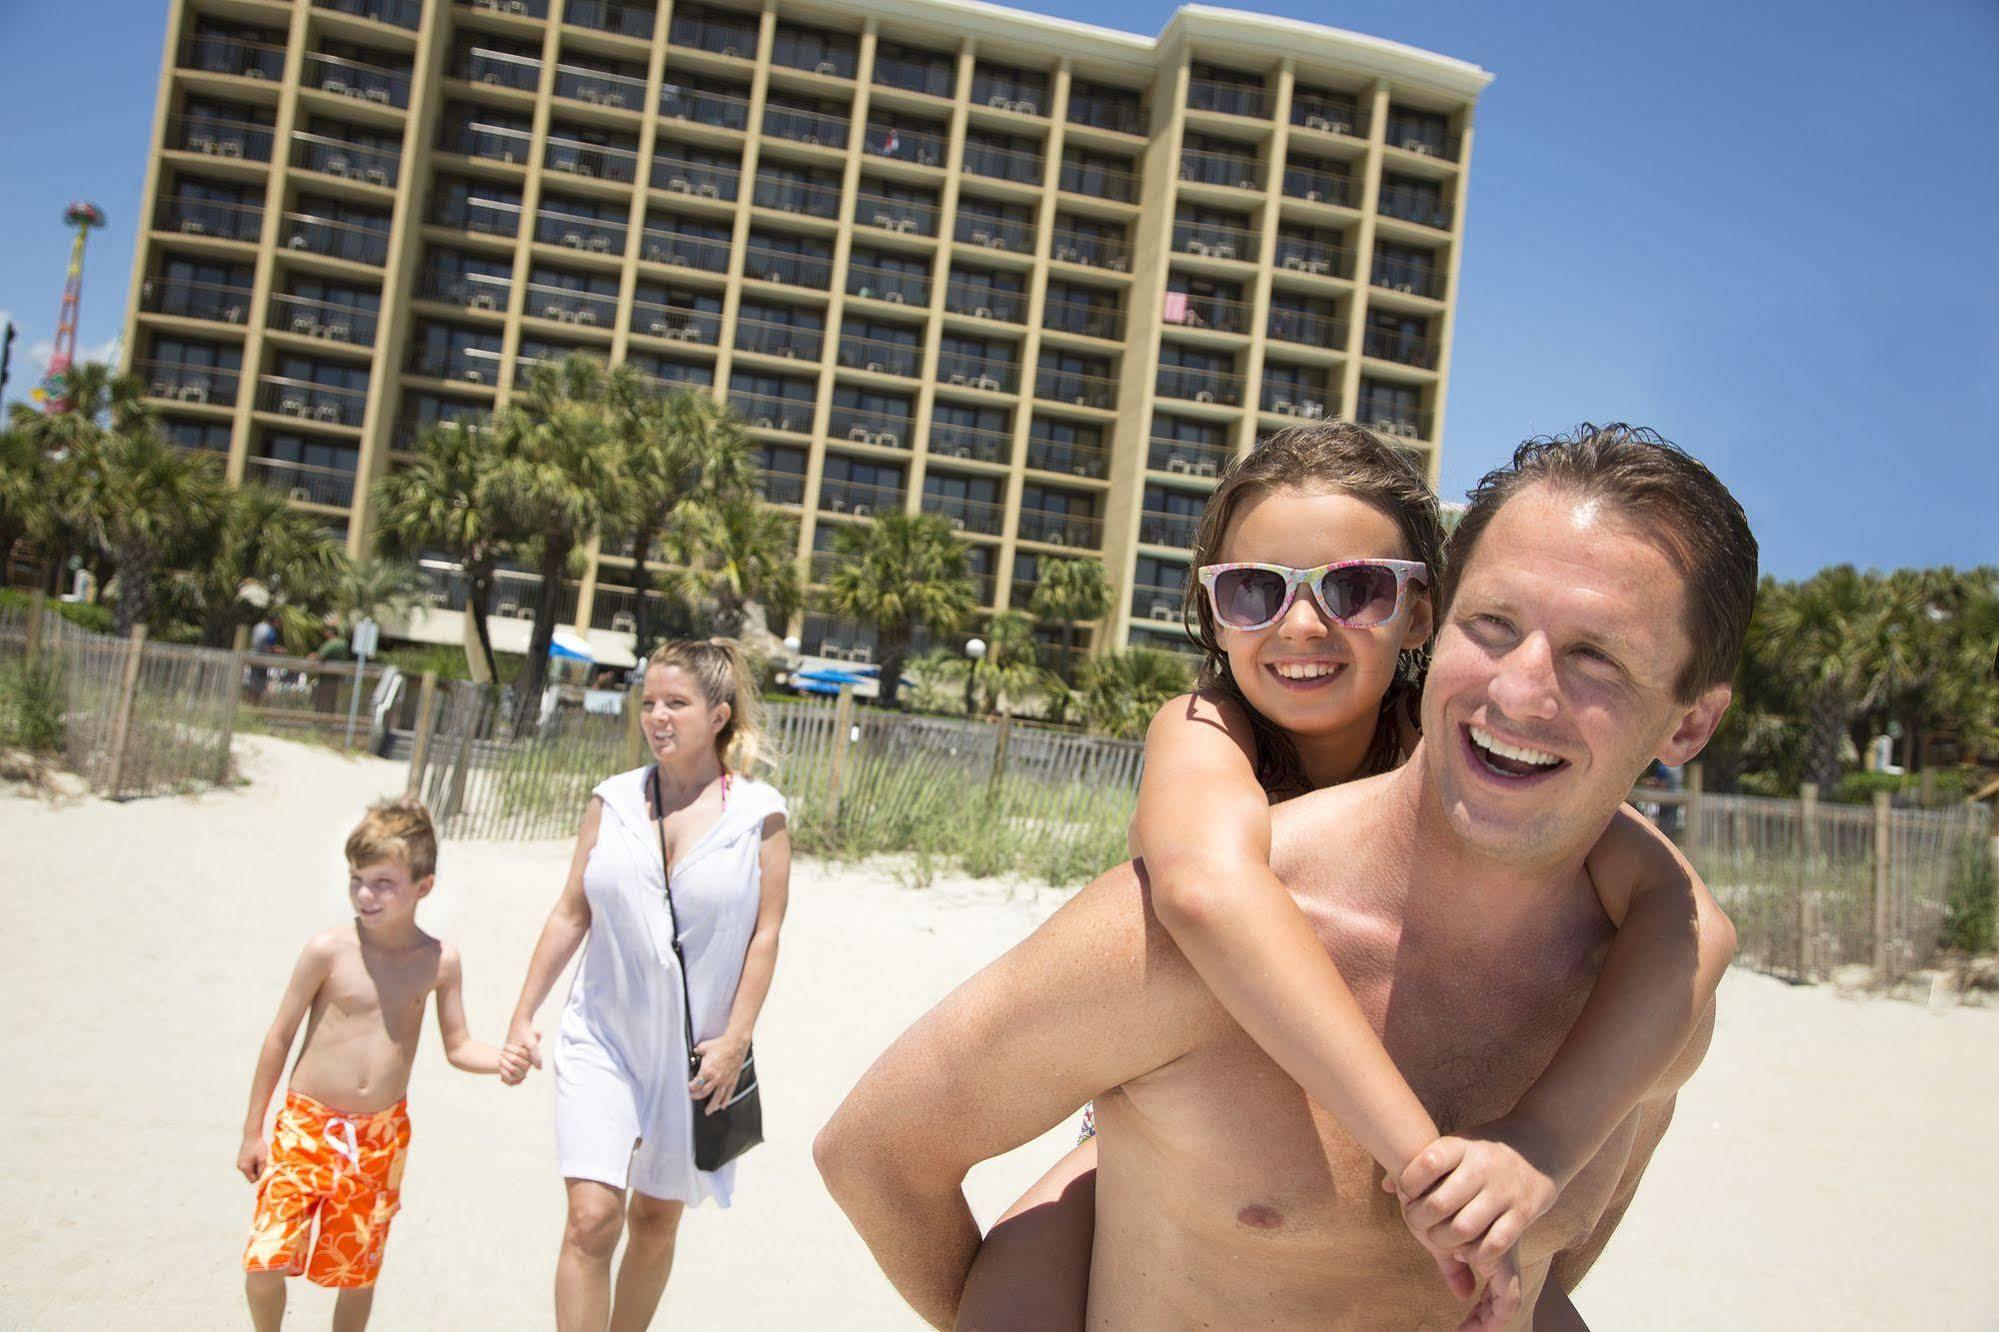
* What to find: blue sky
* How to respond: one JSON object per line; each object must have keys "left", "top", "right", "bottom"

{"left": 1, "top": 0, "right": 1993, "bottom": 579}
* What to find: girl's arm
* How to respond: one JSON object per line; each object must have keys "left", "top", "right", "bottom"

{"left": 504, "top": 798, "right": 603, "bottom": 1065}
{"left": 956, "top": 1139, "right": 1097, "bottom": 1331}
{"left": 693, "top": 812, "right": 792, "bottom": 1114}
{"left": 238, "top": 934, "right": 335, "bottom": 1180}
{"left": 433, "top": 943, "right": 504, "bottom": 1075}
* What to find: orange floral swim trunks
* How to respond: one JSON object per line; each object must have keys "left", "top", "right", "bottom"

{"left": 243, "top": 1090, "right": 412, "bottom": 1288}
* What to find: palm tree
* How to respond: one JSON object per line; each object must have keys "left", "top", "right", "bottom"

{"left": 9, "top": 361, "right": 159, "bottom": 596}
{"left": 373, "top": 418, "right": 508, "bottom": 682}
{"left": 968, "top": 609, "right": 1049, "bottom": 716}
{"left": 486, "top": 354, "right": 624, "bottom": 728}
{"left": 159, "top": 484, "right": 348, "bottom": 647}
{"left": 334, "top": 555, "right": 427, "bottom": 631}
{"left": 1028, "top": 558, "right": 1112, "bottom": 682}
{"left": 659, "top": 493, "right": 803, "bottom": 642}
{"left": 820, "top": 512, "right": 978, "bottom": 707}
{"left": 1074, "top": 647, "right": 1195, "bottom": 739}
{"left": 57, "top": 424, "right": 224, "bottom": 634}
{"left": 1758, "top": 565, "right": 1896, "bottom": 790}
{"left": 613, "top": 385, "right": 756, "bottom": 652}
{"left": 0, "top": 427, "right": 49, "bottom": 579}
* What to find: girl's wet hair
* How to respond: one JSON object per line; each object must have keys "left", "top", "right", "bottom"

{"left": 1182, "top": 421, "right": 1446, "bottom": 795}
{"left": 644, "top": 637, "right": 776, "bottom": 773}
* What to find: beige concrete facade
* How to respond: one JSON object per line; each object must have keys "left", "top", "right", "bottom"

{"left": 122, "top": 0, "right": 1488, "bottom": 666}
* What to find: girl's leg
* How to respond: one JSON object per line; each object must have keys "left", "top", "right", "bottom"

{"left": 956, "top": 1139, "right": 1099, "bottom": 1332}
{"left": 557, "top": 1177, "right": 628, "bottom": 1332}
{"left": 330, "top": 1285, "right": 376, "bottom": 1332}
{"left": 244, "top": 1271, "right": 286, "bottom": 1332}
{"left": 608, "top": 1192, "right": 685, "bottom": 1332}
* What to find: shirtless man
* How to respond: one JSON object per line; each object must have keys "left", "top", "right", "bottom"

{"left": 815, "top": 425, "right": 1757, "bottom": 1329}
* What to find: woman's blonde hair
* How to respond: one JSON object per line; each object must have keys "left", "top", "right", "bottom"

{"left": 644, "top": 637, "right": 775, "bottom": 773}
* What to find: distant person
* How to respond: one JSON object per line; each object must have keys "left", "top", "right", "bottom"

{"left": 237, "top": 798, "right": 529, "bottom": 1331}
{"left": 248, "top": 613, "right": 282, "bottom": 701}
{"left": 503, "top": 639, "right": 792, "bottom": 1330}
{"left": 309, "top": 618, "right": 352, "bottom": 713}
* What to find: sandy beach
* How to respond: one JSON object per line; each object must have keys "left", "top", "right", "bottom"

{"left": 2, "top": 735, "right": 1995, "bottom": 1330}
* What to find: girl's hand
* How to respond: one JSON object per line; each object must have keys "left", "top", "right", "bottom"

{"left": 690, "top": 1033, "right": 749, "bottom": 1114}
{"left": 238, "top": 1134, "right": 268, "bottom": 1184}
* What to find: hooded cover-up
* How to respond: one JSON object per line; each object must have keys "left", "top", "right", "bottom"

{"left": 553, "top": 765, "right": 785, "bottom": 1205}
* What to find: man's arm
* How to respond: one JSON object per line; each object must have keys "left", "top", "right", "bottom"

{"left": 814, "top": 862, "right": 1220, "bottom": 1329}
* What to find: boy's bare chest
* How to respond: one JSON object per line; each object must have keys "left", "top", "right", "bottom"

{"left": 320, "top": 947, "right": 438, "bottom": 1039}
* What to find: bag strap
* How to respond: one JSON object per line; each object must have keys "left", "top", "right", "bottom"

{"left": 651, "top": 766, "right": 731, "bottom": 1076}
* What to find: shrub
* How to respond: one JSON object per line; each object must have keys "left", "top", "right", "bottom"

{"left": 0, "top": 588, "right": 115, "bottom": 635}
{"left": 0, "top": 655, "right": 66, "bottom": 754}
{"left": 1941, "top": 836, "right": 1997, "bottom": 956}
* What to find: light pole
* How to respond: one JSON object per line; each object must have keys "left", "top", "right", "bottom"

{"left": 963, "top": 637, "right": 986, "bottom": 716}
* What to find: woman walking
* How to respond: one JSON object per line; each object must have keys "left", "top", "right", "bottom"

{"left": 505, "top": 639, "right": 790, "bottom": 1331}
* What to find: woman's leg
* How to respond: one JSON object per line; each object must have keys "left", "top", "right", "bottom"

{"left": 608, "top": 1191, "right": 686, "bottom": 1332}
{"left": 956, "top": 1138, "right": 1099, "bottom": 1332}
{"left": 557, "top": 1177, "right": 627, "bottom": 1332}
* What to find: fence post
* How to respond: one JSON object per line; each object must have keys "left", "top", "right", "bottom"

{"left": 103, "top": 625, "right": 149, "bottom": 799}
{"left": 1797, "top": 782, "right": 1820, "bottom": 980}
{"left": 442, "top": 682, "right": 485, "bottom": 820}
{"left": 214, "top": 649, "right": 246, "bottom": 784}
{"left": 24, "top": 590, "right": 47, "bottom": 660}
{"left": 1871, "top": 791, "right": 1893, "bottom": 981}
{"left": 624, "top": 680, "right": 648, "bottom": 769}
{"left": 1682, "top": 762, "right": 1704, "bottom": 849}
{"left": 990, "top": 709, "right": 1013, "bottom": 796}
{"left": 405, "top": 671, "right": 440, "bottom": 796}
{"left": 827, "top": 683, "right": 855, "bottom": 828}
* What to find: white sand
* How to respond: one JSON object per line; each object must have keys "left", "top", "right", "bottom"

{"left": 1, "top": 736, "right": 1995, "bottom": 1330}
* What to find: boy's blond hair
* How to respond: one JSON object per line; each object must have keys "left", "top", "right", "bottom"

{"left": 345, "top": 797, "right": 439, "bottom": 881}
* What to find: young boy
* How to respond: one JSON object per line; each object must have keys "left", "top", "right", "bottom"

{"left": 237, "top": 797, "right": 534, "bottom": 1330}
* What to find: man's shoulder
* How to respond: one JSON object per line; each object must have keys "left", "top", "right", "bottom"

{"left": 1265, "top": 771, "right": 1400, "bottom": 887}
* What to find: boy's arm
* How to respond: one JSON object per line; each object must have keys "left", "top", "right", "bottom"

{"left": 239, "top": 934, "right": 335, "bottom": 1180}
{"left": 433, "top": 943, "right": 503, "bottom": 1076}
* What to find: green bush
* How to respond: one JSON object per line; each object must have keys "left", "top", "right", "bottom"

{"left": 1832, "top": 770, "right": 1904, "bottom": 805}
{"left": 0, "top": 588, "right": 115, "bottom": 635}
{"left": 0, "top": 655, "right": 66, "bottom": 754}
{"left": 1941, "top": 836, "right": 1997, "bottom": 956}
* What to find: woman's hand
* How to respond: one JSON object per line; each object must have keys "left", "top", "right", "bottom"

{"left": 689, "top": 1032, "right": 750, "bottom": 1114}
{"left": 502, "top": 1018, "right": 542, "bottom": 1086}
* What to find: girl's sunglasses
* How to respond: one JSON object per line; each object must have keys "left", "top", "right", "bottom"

{"left": 1197, "top": 560, "right": 1429, "bottom": 632}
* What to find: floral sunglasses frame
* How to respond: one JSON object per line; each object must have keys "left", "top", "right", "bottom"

{"left": 1195, "top": 559, "right": 1431, "bottom": 632}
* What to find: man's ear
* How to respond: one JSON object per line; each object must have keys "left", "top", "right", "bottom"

{"left": 1657, "top": 683, "right": 1731, "bottom": 766}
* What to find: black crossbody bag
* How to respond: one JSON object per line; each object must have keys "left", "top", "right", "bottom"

{"left": 652, "top": 768, "right": 764, "bottom": 1172}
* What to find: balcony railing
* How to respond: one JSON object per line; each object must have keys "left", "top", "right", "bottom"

{"left": 1370, "top": 261, "right": 1443, "bottom": 299}
{"left": 1275, "top": 237, "right": 1352, "bottom": 278}
{"left": 420, "top": 270, "right": 513, "bottom": 311}
{"left": 954, "top": 213, "right": 1033, "bottom": 253}
{"left": 1025, "top": 436, "right": 1110, "bottom": 479}
{"left": 1058, "top": 159, "right": 1137, "bottom": 202}
{"left": 1147, "top": 436, "right": 1230, "bottom": 476}
{"left": 743, "top": 244, "right": 831, "bottom": 288}
{"left": 937, "top": 353, "right": 1017, "bottom": 394}
{"left": 457, "top": 0, "right": 552, "bottom": 20}
{"left": 458, "top": 46, "right": 541, "bottom": 90}
{"left": 525, "top": 282, "right": 619, "bottom": 328}
{"left": 554, "top": 63, "right": 646, "bottom": 109}
{"left": 292, "top": 131, "right": 399, "bottom": 186}
{"left": 844, "top": 263, "right": 927, "bottom": 308}
{"left": 774, "top": 36, "right": 856, "bottom": 79}
{"left": 1266, "top": 307, "right": 1344, "bottom": 347}
{"left": 1049, "top": 228, "right": 1129, "bottom": 272}
{"left": 1179, "top": 148, "right": 1262, "bottom": 192}
{"left": 653, "top": 153, "right": 740, "bottom": 200}
{"left": 756, "top": 472, "right": 808, "bottom": 505}
{"left": 536, "top": 209, "right": 627, "bottom": 253}
{"left": 1187, "top": 77, "right": 1267, "bottom": 119}
{"left": 961, "top": 142, "right": 1042, "bottom": 185}
{"left": 156, "top": 194, "right": 264, "bottom": 241}
{"left": 450, "top": 121, "right": 533, "bottom": 164}
{"left": 631, "top": 300, "right": 720, "bottom": 344}
{"left": 259, "top": 374, "right": 369, "bottom": 427}
{"left": 1131, "top": 579, "right": 1187, "bottom": 623}
{"left": 409, "top": 344, "right": 505, "bottom": 384}
{"left": 752, "top": 176, "right": 841, "bottom": 218}
{"left": 433, "top": 194, "right": 522, "bottom": 238}
{"left": 872, "top": 52, "right": 953, "bottom": 99}
{"left": 834, "top": 333, "right": 919, "bottom": 378}
{"left": 182, "top": 35, "right": 288, "bottom": 81}
{"left": 1260, "top": 386, "right": 1334, "bottom": 419}
{"left": 735, "top": 317, "right": 823, "bottom": 361}
{"left": 135, "top": 358, "right": 241, "bottom": 407}
{"left": 544, "top": 136, "right": 639, "bottom": 183}
{"left": 1034, "top": 366, "right": 1117, "bottom": 410}
{"left": 1378, "top": 184, "right": 1453, "bottom": 231}
{"left": 305, "top": 52, "right": 411, "bottom": 108}
{"left": 1172, "top": 219, "right": 1257, "bottom": 262}
{"left": 727, "top": 390, "right": 815, "bottom": 434}
{"left": 928, "top": 420, "right": 1009, "bottom": 464}
{"left": 1040, "top": 296, "right": 1121, "bottom": 340}
{"left": 762, "top": 104, "right": 849, "bottom": 149}
{"left": 168, "top": 114, "right": 274, "bottom": 162}
{"left": 855, "top": 192, "right": 936, "bottom": 236}
{"left": 1155, "top": 364, "right": 1242, "bottom": 405}
{"left": 280, "top": 211, "right": 391, "bottom": 265}
{"left": 818, "top": 478, "right": 904, "bottom": 518}
{"left": 1139, "top": 509, "right": 1200, "bottom": 547}
{"left": 1360, "top": 405, "right": 1433, "bottom": 441}
{"left": 314, "top": 0, "right": 423, "bottom": 29}
{"left": 565, "top": 0, "right": 653, "bottom": 39}
{"left": 945, "top": 280, "right": 1023, "bottom": 323}
{"left": 668, "top": 11, "right": 758, "bottom": 57}
{"left": 1162, "top": 289, "right": 1251, "bottom": 335}
{"left": 640, "top": 229, "right": 730, "bottom": 272}
{"left": 828, "top": 406, "right": 912, "bottom": 449}
{"left": 659, "top": 85, "right": 750, "bottom": 129}
{"left": 972, "top": 74, "right": 1046, "bottom": 115}
{"left": 1363, "top": 326, "right": 1438, "bottom": 369}
{"left": 1387, "top": 121, "right": 1457, "bottom": 161}
{"left": 246, "top": 455, "right": 356, "bottom": 508}
{"left": 140, "top": 276, "right": 252, "bottom": 324}
{"left": 923, "top": 492, "right": 1005, "bottom": 536}
{"left": 1292, "top": 100, "right": 1363, "bottom": 138}
{"left": 271, "top": 292, "right": 380, "bottom": 345}
{"left": 1283, "top": 165, "right": 1355, "bottom": 207}
{"left": 1016, "top": 509, "right": 1101, "bottom": 549}
{"left": 864, "top": 122, "right": 945, "bottom": 167}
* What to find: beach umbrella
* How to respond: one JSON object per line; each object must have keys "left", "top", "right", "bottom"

{"left": 550, "top": 627, "right": 595, "bottom": 662}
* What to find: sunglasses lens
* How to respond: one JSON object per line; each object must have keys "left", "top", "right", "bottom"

{"left": 1319, "top": 565, "right": 1400, "bottom": 625}
{"left": 1212, "top": 567, "right": 1289, "bottom": 627}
